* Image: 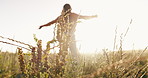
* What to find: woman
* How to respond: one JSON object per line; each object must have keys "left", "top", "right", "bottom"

{"left": 39, "top": 4, "right": 97, "bottom": 57}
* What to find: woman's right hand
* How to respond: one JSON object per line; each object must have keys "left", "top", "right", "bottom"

{"left": 39, "top": 25, "right": 44, "bottom": 29}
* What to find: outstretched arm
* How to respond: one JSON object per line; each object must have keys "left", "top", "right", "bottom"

{"left": 39, "top": 17, "right": 58, "bottom": 29}
{"left": 79, "top": 15, "right": 97, "bottom": 20}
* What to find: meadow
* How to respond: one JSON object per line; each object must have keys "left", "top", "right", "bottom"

{"left": 0, "top": 35, "right": 147, "bottom": 78}
{"left": 0, "top": 14, "right": 147, "bottom": 78}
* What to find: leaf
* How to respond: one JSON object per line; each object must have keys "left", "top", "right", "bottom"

{"left": 33, "top": 34, "right": 38, "bottom": 42}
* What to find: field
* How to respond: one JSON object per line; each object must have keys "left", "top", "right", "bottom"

{"left": 0, "top": 27, "right": 148, "bottom": 78}
{"left": 0, "top": 41, "right": 147, "bottom": 78}
{"left": 0, "top": 16, "right": 148, "bottom": 78}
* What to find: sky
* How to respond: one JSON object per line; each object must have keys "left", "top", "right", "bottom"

{"left": 0, "top": 0, "right": 148, "bottom": 53}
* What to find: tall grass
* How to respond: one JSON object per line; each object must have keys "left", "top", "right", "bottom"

{"left": 0, "top": 48, "right": 147, "bottom": 78}
{"left": 0, "top": 16, "right": 147, "bottom": 77}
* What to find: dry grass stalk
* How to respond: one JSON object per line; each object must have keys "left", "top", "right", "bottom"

{"left": 118, "top": 33, "right": 123, "bottom": 60}
{"left": 36, "top": 40, "right": 42, "bottom": 69}
{"left": 0, "top": 41, "right": 31, "bottom": 51}
{"left": 103, "top": 49, "right": 110, "bottom": 64}
{"left": 82, "top": 54, "right": 148, "bottom": 78}
{"left": 0, "top": 35, "right": 33, "bottom": 48}
{"left": 31, "top": 47, "right": 37, "bottom": 74}
{"left": 43, "top": 41, "right": 51, "bottom": 71}
{"left": 112, "top": 26, "right": 118, "bottom": 63}
{"left": 17, "top": 47, "right": 26, "bottom": 74}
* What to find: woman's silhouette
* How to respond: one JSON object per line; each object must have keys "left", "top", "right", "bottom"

{"left": 39, "top": 4, "right": 97, "bottom": 57}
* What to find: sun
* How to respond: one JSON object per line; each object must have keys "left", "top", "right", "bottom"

{"left": 75, "top": 18, "right": 105, "bottom": 53}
